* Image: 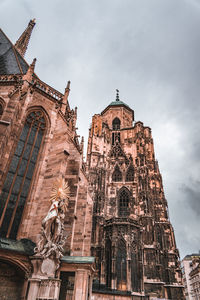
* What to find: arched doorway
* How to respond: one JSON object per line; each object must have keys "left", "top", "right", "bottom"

{"left": 0, "top": 260, "right": 25, "bottom": 300}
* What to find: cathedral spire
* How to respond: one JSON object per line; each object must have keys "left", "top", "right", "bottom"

{"left": 15, "top": 19, "right": 36, "bottom": 57}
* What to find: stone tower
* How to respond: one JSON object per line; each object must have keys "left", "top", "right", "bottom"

{"left": 87, "top": 91, "right": 184, "bottom": 299}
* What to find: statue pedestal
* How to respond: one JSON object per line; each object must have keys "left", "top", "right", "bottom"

{"left": 26, "top": 256, "right": 61, "bottom": 300}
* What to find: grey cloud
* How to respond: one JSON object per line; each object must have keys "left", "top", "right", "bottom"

{"left": 181, "top": 181, "right": 200, "bottom": 216}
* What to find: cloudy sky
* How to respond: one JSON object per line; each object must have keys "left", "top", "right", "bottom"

{"left": 1, "top": 0, "right": 200, "bottom": 259}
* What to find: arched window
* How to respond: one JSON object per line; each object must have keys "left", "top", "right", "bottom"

{"left": 0, "top": 110, "right": 46, "bottom": 239}
{"left": 125, "top": 165, "right": 134, "bottom": 181}
{"left": 116, "top": 239, "right": 127, "bottom": 290}
{"left": 112, "top": 165, "right": 122, "bottom": 182}
{"left": 119, "top": 188, "right": 130, "bottom": 217}
{"left": 112, "top": 117, "right": 120, "bottom": 130}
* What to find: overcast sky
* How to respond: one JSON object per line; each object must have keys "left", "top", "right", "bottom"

{"left": 1, "top": 0, "right": 200, "bottom": 259}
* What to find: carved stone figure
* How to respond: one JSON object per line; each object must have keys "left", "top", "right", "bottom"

{"left": 35, "top": 178, "right": 70, "bottom": 264}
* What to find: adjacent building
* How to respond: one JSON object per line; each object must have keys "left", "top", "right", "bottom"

{"left": 181, "top": 254, "right": 200, "bottom": 300}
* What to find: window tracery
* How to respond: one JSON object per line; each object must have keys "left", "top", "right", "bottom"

{"left": 116, "top": 239, "right": 127, "bottom": 290}
{"left": 0, "top": 110, "right": 46, "bottom": 239}
{"left": 118, "top": 187, "right": 130, "bottom": 217}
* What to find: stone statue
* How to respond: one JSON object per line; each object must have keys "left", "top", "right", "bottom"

{"left": 35, "top": 178, "right": 70, "bottom": 263}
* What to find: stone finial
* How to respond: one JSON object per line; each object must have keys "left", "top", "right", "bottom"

{"left": 61, "top": 81, "right": 71, "bottom": 114}
{"left": 116, "top": 89, "right": 120, "bottom": 101}
{"left": 80, "top": 136, "right": 84, "bottom": 152}
{"left": 66, "top": 80, "right": 71, "bottom": 91}
{"left": 15, "top": 19, "right": 36, "bottom": 57}
{"left": 23, "top": 58, "right": 36, "bottom": 82}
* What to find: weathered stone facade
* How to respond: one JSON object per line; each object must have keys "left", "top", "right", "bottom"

{"left": 0, "top": 19, "right": 185, "bottom": 300}
{"left": 87, "top": 94, "right": 184, "bottom": 299}
{"left": 0, "top": 21, "right": 94, "bottom": 300}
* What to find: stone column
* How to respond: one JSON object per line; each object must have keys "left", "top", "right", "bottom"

{"left": 26, "top": 256, "right": 61, "bottom": 300}
{"left": 26, "top": 278, "right": 41, "bottom": 300}
{"left": 73, "top": 269, "right": 89, "bottom": 300}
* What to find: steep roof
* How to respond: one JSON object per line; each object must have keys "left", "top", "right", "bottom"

{"left": 0, "top": 28, "right": 29, "bottom": 75}
{"left": 101, "top": 98, "right": 134, "bottom": 117}
{"left": 101, "top": 89, "right": 134, "bottom": 117}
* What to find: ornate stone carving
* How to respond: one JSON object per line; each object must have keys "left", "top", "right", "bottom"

{"left": 34, "top": 178, "right": 70, "bottom": 269}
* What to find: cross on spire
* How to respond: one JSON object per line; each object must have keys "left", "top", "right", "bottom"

{"left": 116, "top": 89, "right": 120, "bottom": 101}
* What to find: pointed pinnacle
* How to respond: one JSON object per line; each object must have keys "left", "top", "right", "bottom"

{"left": 15, "top": 19, "right": 36, "bottom": 57}
{"left": 23, "top": 58, "right": 36, "bottom": 82}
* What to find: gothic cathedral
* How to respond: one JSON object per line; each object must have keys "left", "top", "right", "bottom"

{"left": 0, "top": 20, "right": 184, "bottom": 300}
{"left": 87, "top": 92, "right": 184, "bottom": 299}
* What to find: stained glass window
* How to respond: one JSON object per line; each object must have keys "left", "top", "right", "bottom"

{"left": 112, "top": 165, "right": 122, "bottom": 182}
{"left": 0, "top": 110, "right": 46, "bottom": 239}
{"left": 119, "top": 188, "right": 130, "bottom": 217}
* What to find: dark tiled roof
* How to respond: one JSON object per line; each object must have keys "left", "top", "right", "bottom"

{"left": 108, "top": 100, "right": 130, "bottom": 108}
{"left": 0, "top": 28, "right": 29, "bottom": 75}
{"left": 61, "top": 256, "right": 95, "bottom": 264}
{"left": 0, "top": 237, "right": 35, "bottom": 255}
{"left": 101, "top": 99, "right": 134, "bottom": 116}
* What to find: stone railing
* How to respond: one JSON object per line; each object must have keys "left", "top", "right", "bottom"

{"left": 0, "top": 74, "right": 63, "bottom": 102}
{"left": 33, "top": 78, "right": 63, "bottom": 101}
{"left": 0, "top": 74, "right": 22, "bottom": 82}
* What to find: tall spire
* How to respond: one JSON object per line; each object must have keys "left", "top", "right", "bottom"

{"left": 15, "top": 19, "right": 36, "bottom": 57}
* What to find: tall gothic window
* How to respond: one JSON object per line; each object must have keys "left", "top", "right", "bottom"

{"left": 125, "top": 165, "right": 134, "bottom": 181}
{"left": 0, "top": 110, "right": 46, "bottom": 239}
{"left": 112, "top": 117, "right": 120, "bottom": 130}
{"left": 112, "top": 165, "right": 122, "bottom": 182}
{"left": 105, "top": 239, "right": 112, "bottom": 288}
{"left": 116, "top": 239, "right": 127, "bottom": 290}
{"left": 131, "top": 247, "right": 140, "bottom": 292}
{"left": 118, "top": 188, "right": 130, "bottom": 217}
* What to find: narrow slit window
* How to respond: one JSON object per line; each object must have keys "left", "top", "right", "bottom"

{"left": 119, "top": 188, "right": 130, "bottom": 217}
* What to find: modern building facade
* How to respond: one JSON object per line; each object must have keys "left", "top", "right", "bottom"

{"left": 87, "top": 92, "right": 184, "bottom": 299}
{"left": 181, "top": 254, "right": 200, "bottom": 300}
{"left": 190, "top": 258, "right": 200, "bottom": 300}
